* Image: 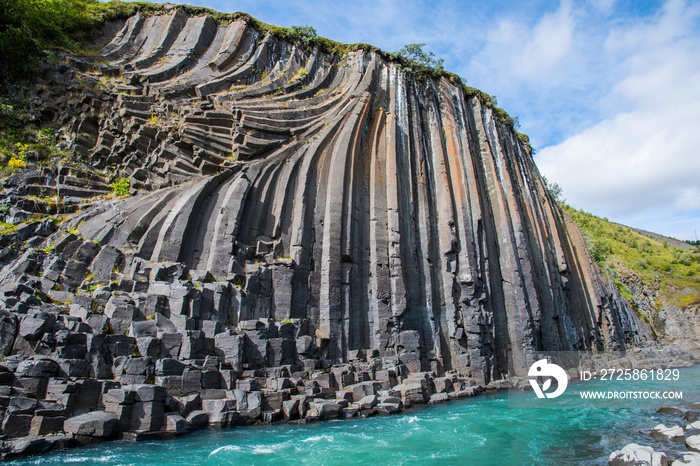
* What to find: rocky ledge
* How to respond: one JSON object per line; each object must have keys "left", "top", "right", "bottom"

{"left": 0, "top": 305, "right": 488, "bottom": 461}
{"left": 0, "top": 297, "right": 692, "bottom": 462}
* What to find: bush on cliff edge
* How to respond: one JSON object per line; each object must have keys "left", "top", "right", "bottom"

{"left": 0, "top": 0, "right": 99, "bottom": 83}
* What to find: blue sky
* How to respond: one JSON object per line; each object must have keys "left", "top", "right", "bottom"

{"left": 183, "top": 0, "right": 700, "bottom": 240}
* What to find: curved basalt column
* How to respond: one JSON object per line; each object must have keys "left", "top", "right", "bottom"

{"left": 50, "top": 11, "right": 651, "bottom": 382}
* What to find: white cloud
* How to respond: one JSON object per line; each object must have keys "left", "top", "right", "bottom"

{"left": 589, "top": 0, "right": 616, "bottom": 15}
{"left": 469, "top": 0, "right": 576, "bottom": 83}
{"left": 519, "top": 0, "right": 574, "bottom": 78}
{"left": 537, "top": 0, "right": 700, "bottom": 239}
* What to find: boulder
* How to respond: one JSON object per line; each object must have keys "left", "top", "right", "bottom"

{"left": 186, "top": 410, "right": 209, "bottom": 428}
{"left": 429, "top": 392, "right": 449, "bottom": 404}
{"left": 91, "top": 245, "right": 123, "bottom": 283}
{"left": 296, "top": 335, "right": 314, "bottom": 356}
{"left": 357, "top": 395, "right": 378, "bottom": 410}
{"left": 137, "top": 336, "right": 161, "bottom": 360}
{"left": 214, "top": 332, "right": 244, "bottom": 371}
{"left": 156, "top": 358, "right": 185, "bottom": 376}
{"left": 58, "top": 358, "right": 91, "bottom": 378}
{"left": 7, "top": 396, "right": 38, "bottom": 415}
{"left": 348, "top": 381, "right": 378, "bottom": 402}
{"left": 63, "top": 411, "right": 119, "bottom": 437}
{"left": 86, "top": 314, "right": 110, "bottom": 334}
{"left": 164, "top": 412, "right": 192, "bottom": 434}
{"left": 657, "top": 406, "right": 685, "bottom": 416}
{"left": 29, "top": 415, "right": 66, "bottom": 436}
{"left": 313, "top": 372, "right": 338, "bottom": 390}
{"left": 687, "top": 435, "right": 700, "bottom": 453}
{"left": 2, "top": 436, "right": 50, "bottom": 458}
{"left": 306, "top": 401, "right": 341, "bottom": 421}
{"left": 282, "top": 399, "right": 299, "bottom": 420}
{"left": 18, "top": 312, "right": 55, "bottom": 341}
{"left": 0, "top": 311, "right": 18, "bottom": 356}
{"left": 248, "top": 391, "right": 263, "bottom": 408}
{"left": 130, "top": 320, "right": 158, "bottom": 338}
{"left": 180, "top": 331, "right": 208, "bottom": 360}
{"left": 376, "top": 400, "right": 401, "bottom": 413}
{"left": 129, "top": 401, "right": 164, "bottom": 432}
{"left": 104, "top": 297, "right": 136, "bottom": 335}
{"left": 2, "top": 412, "right": 33, "bottom": 437}
{"left": 433, "top": 377, "right": 454, "bottom": 393}
{"left": 608, "top": 443, "right": 667, "bottom": 466}
{"left": 154, "top": 313, "right": 177, "bottom": 333}
{"left": 262, "top": 409, "right": 283, "bottom": 424}
{"left": 230, "top": 389, "right": 248, "bottom": 410}
{"left": 262, "top": 392, "right": 285, "bottom": 411}
{"left": 132, "top": 384, "right": 166, "bottom": 403}
{"left": 176, "top": 393, "right": 201, "bottom": 418}
{"left": 102, "top": 387, "right": 133, "bottom": 405}
{"left": 200, "top": 320, "right": 222, "bottom": 339}
{"left": 202, "top": 398, "right": 236, "bottom": 414}
{"left": 201, "top": 370, "right": 221, "bottom": 389}
{"left": 267, "top": 338, "right": 295, "bottom": 366}
{"left": 236, "top": 379, "right": 258, "bottom": 392}
{"left": 671, "top": 452, "right": 700, "bottom": 465}
{"left": 181, "top": 368, "right": 202, "bottom": 395}
{"left": 160, "top": 332, "right": 183, "bottom": 359}
{"left": 393, "top": 381, "right": 426, "bottom": 406}
{"left": 651, "top": 424, "right": 685, "bottom": 443}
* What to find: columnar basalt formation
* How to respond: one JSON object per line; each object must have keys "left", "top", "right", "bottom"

{"left": 5, "top": 10, "right": 653, "bottom": 376}
{"left": 0, "top": 8, "right": 661, "bottom": 456}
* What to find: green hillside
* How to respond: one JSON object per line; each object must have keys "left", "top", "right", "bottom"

{"left": 561, "top": 204, "right": 700, "bottom": 320}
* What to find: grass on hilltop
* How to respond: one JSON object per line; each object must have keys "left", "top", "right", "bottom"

{"left": 561, "top": 203, "right": 700, "bottom": 310}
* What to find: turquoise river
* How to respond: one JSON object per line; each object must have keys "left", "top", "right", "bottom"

{"left": 9, "top": 364, "right": 700, "bottom": 465}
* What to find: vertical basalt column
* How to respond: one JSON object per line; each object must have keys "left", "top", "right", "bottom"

{"left": 368, "top": 106, "right": 392, "bottom": 356}
{"left": 436, "top": 80, "right": 485, "bottom": 376}
{"left": 319, "top": 94, "right": 372, "bottom": 360}
{"left": 469, "top": 98, "right": 532, "bottom": 376}
{"left": 385, "top": 99, "right": 408, "bottom": 353}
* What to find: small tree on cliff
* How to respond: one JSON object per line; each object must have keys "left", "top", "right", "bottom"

{"left": 288, "top": 24, "right": 318, "bottom": 50}
{"left": 392, "top": 43, "right": 445, "bottom": 79}
{"left": 542, "top": 175, "right": 563, "bottom": 203}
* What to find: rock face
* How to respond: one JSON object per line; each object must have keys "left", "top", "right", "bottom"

{"left": 614, "top": 269, "right": 700, "bottom": 355}
{"left": 2, "top": 10, "right": 651, "bottom": 379}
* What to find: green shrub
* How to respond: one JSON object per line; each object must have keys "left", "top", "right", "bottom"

{"left": 542, "top": 175, "right": 563, "bottom": 203}
{"left": 110, "top": 177, "right": 130, "bottom": 196}
{"left": 390, "top": 43, "right": 444, "bottom": 81}
{"left": 288, "top": 25, "right": 318, "bottom": 51}
{"left": 614, "top": 279, "right": 634, "bottom": 301}
{"left": 0, "top": 222, "right": 19, "bottom": 235}
{"left": 0, "top": 0, "right": 97, "bottom": 82}
{"left": 517, "top": 132, "right": 535, "bottom": 155}
{"left": 590, "top": 238, "right": 612, "bottom": 264}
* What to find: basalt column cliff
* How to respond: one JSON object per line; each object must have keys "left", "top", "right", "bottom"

{"left": 2, "top": 10, "right": 650, "bottom": 387}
